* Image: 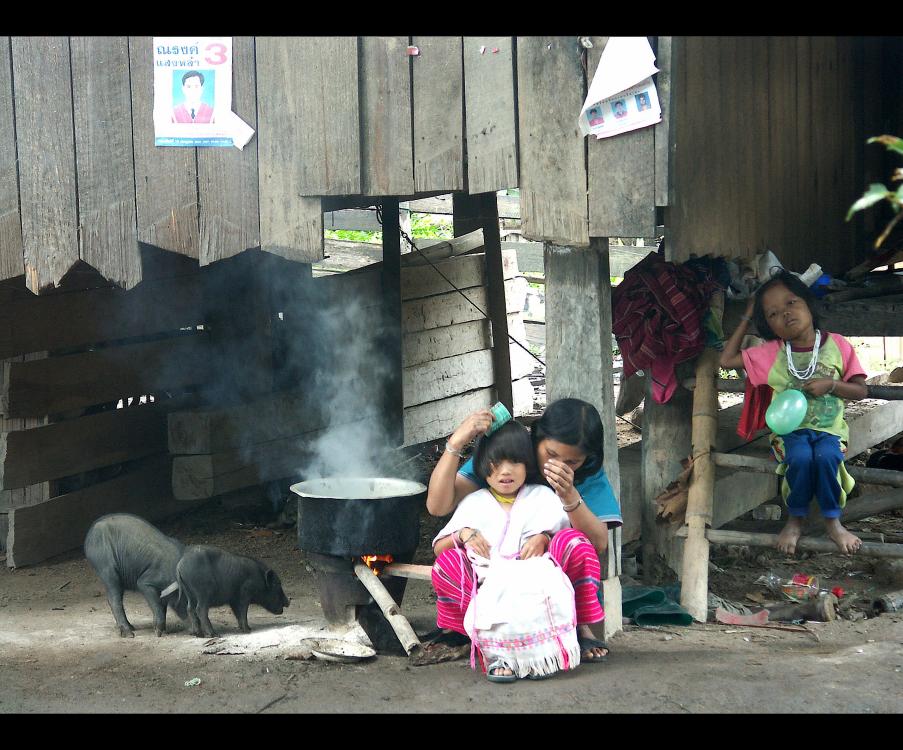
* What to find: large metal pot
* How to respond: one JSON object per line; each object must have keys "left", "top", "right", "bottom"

{"left": 290, "top": 477, "right": 426, "bottom": 558}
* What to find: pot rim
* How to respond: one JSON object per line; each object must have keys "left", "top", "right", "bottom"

{"left": 289, "top": 476, "right": 427, "bottom": 501}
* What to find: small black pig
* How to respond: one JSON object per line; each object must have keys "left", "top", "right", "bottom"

{"left": 175, "top": 545, "right": 290, "bottom": 637}
{"left": 84, "top": 514, "right": 188, "bottom": 637}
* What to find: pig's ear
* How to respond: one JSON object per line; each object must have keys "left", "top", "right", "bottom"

{"left": 265, "top": 569, "right": 276, "bottom": 588}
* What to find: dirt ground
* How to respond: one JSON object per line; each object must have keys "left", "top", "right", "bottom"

{"left": 2, "top": 491, "right": 902, "bottom": 714}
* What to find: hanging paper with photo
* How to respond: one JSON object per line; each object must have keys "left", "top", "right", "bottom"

{"left": 578, "top": 37, "right": 661, "bottom": 140}
{"left": 153, "top": 37, "right": 255, "bottom": 149}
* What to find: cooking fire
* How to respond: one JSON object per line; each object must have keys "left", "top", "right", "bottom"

{"left": 360, "top": 554, "right": 393, "bottom": 576}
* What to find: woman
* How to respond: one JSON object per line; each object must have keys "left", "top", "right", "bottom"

{"left": 427, "top": 398, "right": 621, "bottom": 663}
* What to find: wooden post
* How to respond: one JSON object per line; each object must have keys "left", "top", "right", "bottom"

{"left": 544, "top": 238, "right": 622, "bottom": 639}
{"left": 679, "top": 347, "right": 720, "bottom": 622}
{"left": 352, "top": 562, "right": 422, "bottom": 655}
{"left": 380, "top": 198, "right": 404, "bottom": 446}
{"left": 452, "top": 192, "right": 513, "bottom": 410}
{"left": 640, "top": 365, "right": 693, "bottom": 580}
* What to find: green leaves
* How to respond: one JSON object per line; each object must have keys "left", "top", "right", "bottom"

{"left": 868, "top": 135, "right": 903, "bottom": 156}
{"left": 847, "top": 183, "right": 892, "bottom": 221}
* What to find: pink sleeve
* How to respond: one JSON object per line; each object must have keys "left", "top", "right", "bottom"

{"left": 741, "top": 340, "right": 780, "bottom": 387}
{"left": 830, "top": 333, "right": 867, "bottom": 381}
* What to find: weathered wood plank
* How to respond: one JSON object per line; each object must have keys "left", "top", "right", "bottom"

{"left": 11, "top": 36, "right": 80, "bottom": 292}
{"left": 70, "top": 36, "right": 141, "bottom": 290}
{"left": 255, "top": 38, "right": 326, "bottom": 261}
{"left": 719, "top": 36, "right": 741, "bottom": 254}
{"left": 128, "top": 36, "right": 199, "bottom": 257}
{"left": 653, "top": 36, "right": 672, "bottom": 207}
{"left": 403, "top": 346, "right": 534, "bottom": 408}
{"left": 463, "top": 37, "right": 519, "bottom": 193}
{"left": 587, "top": 36, "right": 656, "bottom": 238}
{"left": 257, "top": 36, "right": 359, "bottom": 196}
{"left": 1, "top": 334, "right": 211, "bottom": 419}
{"left": 403, "top": 315, "right": 525, "bottom": 369}
{"left": 402, "top": 378, "right": 533, "bottom": 446}
{"left": 0, "top": 37, "right": 23, "bottom": 282}
{"left": 0, "top": 272, "right": 203, "bottom": 359}
{"left": 198, "top": 35, "right": 260, "bottom": 265}
{"left": 6, "top": 455, "right": 204, "bottom": 568}
{"left": 412, "top": 36, "right": 465, "bottom": 193}
{"left": 516, "top": 36, "right": 588, "bottom": 246}
{"left": 360, "top": 37, "right": 414, "bottom": 196}
{"left": 0, "top": 403, "right": 171, "bottom": 490}
{"left": 402, "top": 277, "right": 525, "bottom": 334}
{"left": 407, "top": 193, "right": 520, "bottom": 219}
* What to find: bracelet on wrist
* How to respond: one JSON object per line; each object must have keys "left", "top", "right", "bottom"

{"left": 562, "top": 498, "right": 583, "bottom": 513}
{"left": 828, "top": 380, "right": 837, "bottom": 395}
{"left": 461, "top": 529, "right": 479, "bottom": 545}
{"left": 541, "top": 531, "right": 554, "bottom": 542}
{"left": 445, "top": 440, "right": 466, "bottom": 458}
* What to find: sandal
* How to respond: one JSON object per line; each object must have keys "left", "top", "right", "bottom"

{"left": 486, "top": 659, "right": 518, "bottom": 683}
{"left": 578, "top": 636, "right": 610, "bottom": 663}
{"left": 526, "top": 671, "right": 554, "bottom": 680}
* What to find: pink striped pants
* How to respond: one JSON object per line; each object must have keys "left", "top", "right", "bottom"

{"left": 431, "top": 527, "right": 604, "bottom": 635}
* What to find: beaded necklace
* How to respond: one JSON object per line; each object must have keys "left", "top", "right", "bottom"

{"left": 785, "top": 330, "right": 821, "bottom": 380}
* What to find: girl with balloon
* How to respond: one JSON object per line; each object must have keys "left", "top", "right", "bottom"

{"left": 720, "top": 270, "right": 868, "bottom": 555}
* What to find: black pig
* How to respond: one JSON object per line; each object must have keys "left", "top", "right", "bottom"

{"left": 84, "top": 514, "right": 188, "bottom": 637}
{"left": 175, "top": 545, "right": 290, "bottom": 637}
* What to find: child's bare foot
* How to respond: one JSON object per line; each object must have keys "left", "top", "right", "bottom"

{"left": 775, "top": 516, "right": 804, "bottom": 555}
{"left": 824, "top": 518, "right": 862, "bottom": 555}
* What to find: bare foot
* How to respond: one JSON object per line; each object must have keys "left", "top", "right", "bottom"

{"left": 824, "top": 518, "right": 862, "bottom": 555}
{"left": 578, "top": 624, "right": 609, "bottom": 659}
{"left": 775, "top": 516, "right": 805, "bottom": 555}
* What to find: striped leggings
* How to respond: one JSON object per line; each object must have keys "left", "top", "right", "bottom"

{"left": 431, "top": 527, "right": 604, "bottom": 635}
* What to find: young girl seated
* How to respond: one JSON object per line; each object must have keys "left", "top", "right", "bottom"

{"left": 431, "top": 421, "right": 576, "bottom": 682}
{"left": 721, "top": 270, "right": 868, "bottom": 555}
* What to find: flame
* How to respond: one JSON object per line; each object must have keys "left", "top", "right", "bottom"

{"left": 361, "top": 554, "right": 394, "bottom": 576}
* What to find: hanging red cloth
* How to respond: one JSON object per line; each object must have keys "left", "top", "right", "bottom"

{"left": 736, "top": 380, "right": 772, "bottom": 440}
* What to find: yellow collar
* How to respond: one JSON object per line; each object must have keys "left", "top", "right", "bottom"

{"left": 489, "top": 487, "right": 517, "bottom": 505}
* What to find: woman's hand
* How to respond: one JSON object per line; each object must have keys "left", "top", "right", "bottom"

{"left": 459, "top": 527, "right": 491, "bottom": 558}
{"left": 519, "top": 533, "right": 549, "bottom": 560}
{"left": 543, "top": 458, "right": 581, "bottom": 506}
{"left": 801, "top": 378, "right": 836, "bottom": 398}
{"left": 447, "top": 409, "right": 494, "bottom": 453}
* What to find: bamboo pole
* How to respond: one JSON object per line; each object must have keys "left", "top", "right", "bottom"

{"left": 712, "top": 452, "right": 903, "bottom": 488}
{"left": 381, "top": 562, "right": 432, "bottom": 581}
{"left": 352, "top": 562, "right": 422, "bottom": 655}
{"left": 674, "top": 527, "right": 903, "bottom": 559}
{"left": 679, "top": 347, "right": 721, "bottom": 622}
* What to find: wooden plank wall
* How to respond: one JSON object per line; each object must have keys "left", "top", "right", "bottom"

{"left": 0, "top": 37, "right": 23, "bottom": 282}
{"left": 412, "top": 36, "right": 465, "bottom": 193}
{"left": 516, "top": 37, "right": 589, "bottom": 247}
{"left": 669, "top": 36, "right": 879, "bottom": 275}
{"left": 463, "top": 37, "right": 519, "bottom": 194}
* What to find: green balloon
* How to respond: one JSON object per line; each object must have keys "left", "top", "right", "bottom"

{"left": 765, "top": 389, "right": 808, "bottom": 435}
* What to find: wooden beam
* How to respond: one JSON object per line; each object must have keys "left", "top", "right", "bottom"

{"left": 516, "top": 36, "right": 588, "bottom": 246}
{"left": 128, "top": 36, "right": 199, "bottom": 258}
{"left": 381, "top": 198, "right": 404, "bottom": 447}
{"left": 1, "top": 334, "right": 210, "bottom": 419}
{"left": 360, "top": 37, "right": 415, "bottom": 196}
{"left": 679, "top": 347, "right": 720, "bottom": 623}
{"left": 712, "top": 452, "right": 903, "bottom": 488}
{"left": 0, "top": 37, "right": 23, "bottom": 282}
{"left": 675, "top": 526, "right": 903, "bottom": 559}
{"left": 463, "top": 37, "right": 518, "bottom": 193}
{"left": 6, "top": 454, "right": 205, "bottom": 568}
{"left": 257, "top": 36, "right": 359, "bottom": 196}
{"left": 587, "top": 36, "right": 656, "bottom": 238}
{"left": 654, "top": 36, "right": 672, "bottom": 207}
{"left": 198, "top": 35, "right": 260, "bottom": 265}
{"left": 1, "top": 402, "right": 172, "bottom": 490}
{"left": 71, "top": 36, "right": 141, "bottom": 290}
{"left": 12, "top": 36, "right": 80, "bottom": 292}
{"left": 0, "top": 273, "right": 203, "bottom": 360}
{"left": 412, "top": 36, "right": 465, "bottom": 193}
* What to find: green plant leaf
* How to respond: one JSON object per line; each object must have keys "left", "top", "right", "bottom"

{"left": 846, "top": 183, "right": 891, "bottom": 220}
{"left": 868, "top": 135, "right": 903, "bottom": 156}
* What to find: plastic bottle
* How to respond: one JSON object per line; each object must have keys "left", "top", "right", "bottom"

{"left": 755, "top": 572, "right": 821, "bottom": 602}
